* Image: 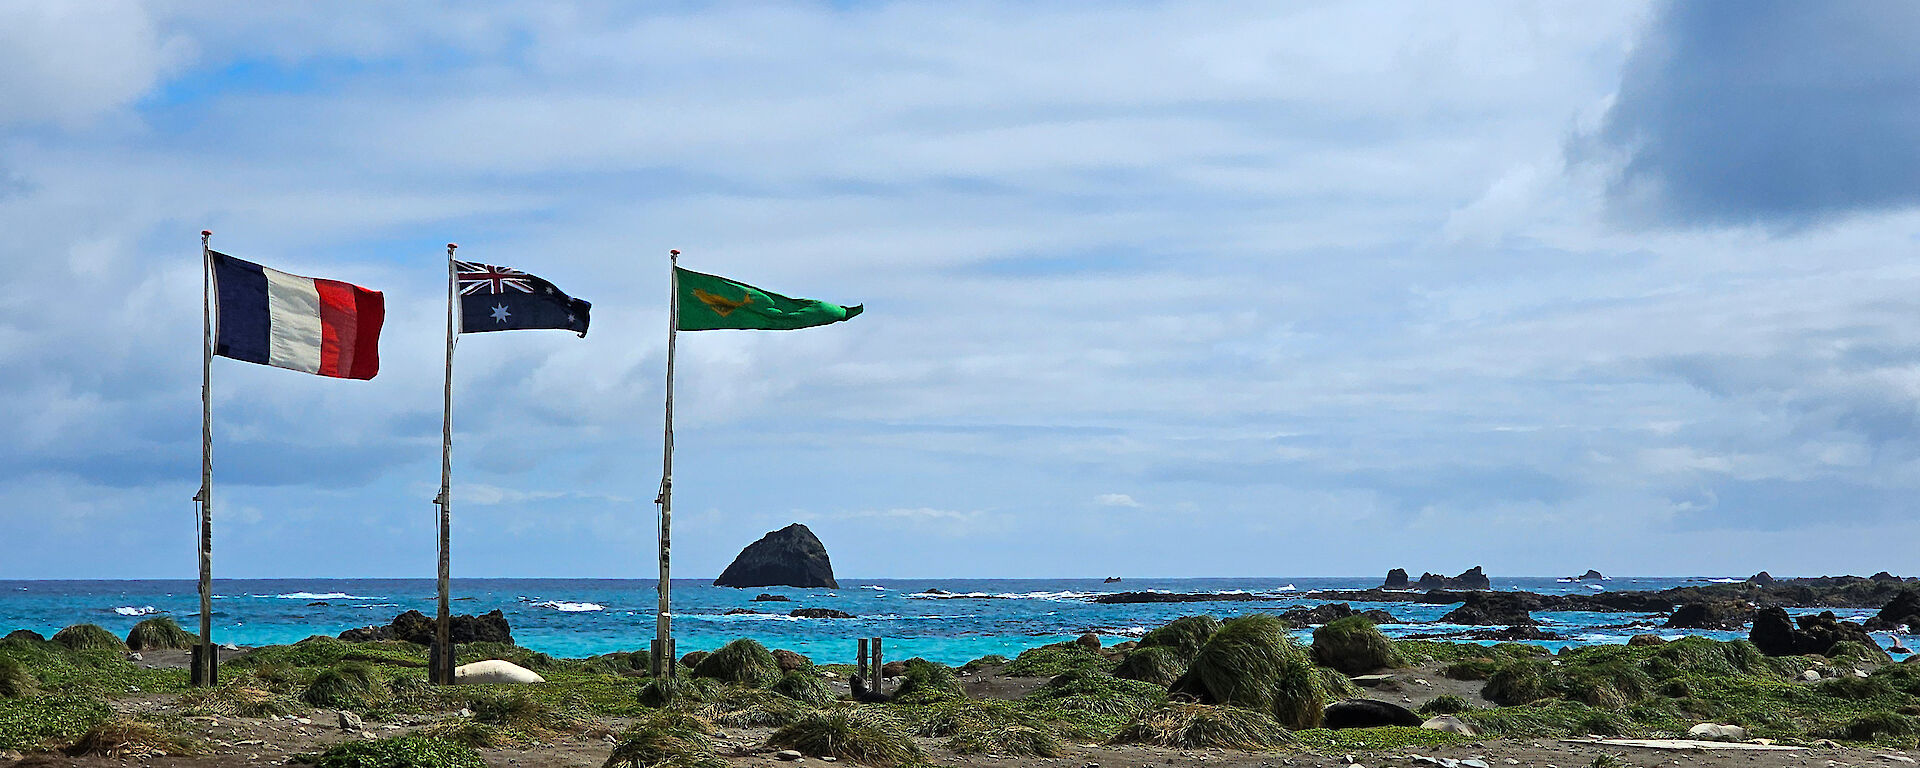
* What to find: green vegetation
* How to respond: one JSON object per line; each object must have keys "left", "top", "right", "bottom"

{"left": 772, "top": 670, "right": 835, "bottom": 705}
{"left": 638, "top": 675, "right": 712, "bottom": 708}
{"left": 768, "top": 705, "right": 923, "bottom": 767}
{"left": 1002, "top": 643, "right": 1113, "bottom": 677}
{"left": 0, "top": 656, "right": 38, "bottom": 699}
{"left": 700, "top": 689, "right": 812, "bottom": 728}
{"left": 1137, "top": 615, "right": 1221, "bottom": 660}
{"left": 65, "top": 716, "right": 199, "bottom": 758}
{"left": 175, "top": 684, "right": 299, "bottom": 718}
{"left": 311, "top": 734, "right": 486, "bottom": 768}
{"left": 890, "top": 658, "right": 963, "bottom": 703}
{"left": 125, "top": 617, "right": 197, "bottom": 651}
{"left": 605, "top": 711, "right": 725, "bottom": 768}
{"left": 946, "top": 720, "right": 1064, "bottom": 757}
{"left": 304, "top": 661, "right": 385, "bottom": 710}
{"left": 1418, "top": 694, "right": 1475, "bottom": 715}
{"left": 51, "top": 624, "right": 126, "bottom": 652}
{"left": 1171, "top": 613, "right": 1327, "bottom": 729}
{"left": 1292, "top": 725, "right": 1473, "bottom": 751}
{"left": 959, "top": 654, "right": 1007, "bottom": 672}
{"left": 0, "top": 694, "right": 113, "bottom": 750}
{"left": 690, "top": 638, "right": 781, "bottom": 687}
{"left": 1113, "top": 646, "right": 1186, "bottom": 686}
{"left": 1109, "top": 702, "right": 1293, "bottom": 749}
{"left": 1310, "top": 616, "right": 1405, "bottom": 675}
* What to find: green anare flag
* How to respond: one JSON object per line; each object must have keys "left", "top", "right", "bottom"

{"left": 675, "top": 267, "right": 863, "bottom": 331}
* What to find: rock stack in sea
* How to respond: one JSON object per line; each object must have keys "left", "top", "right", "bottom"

{"left": 339, "top": 609, "right": 513, "bottom": 645}
{"left": 713, "top": 522, "right": 839, "bottom": 589}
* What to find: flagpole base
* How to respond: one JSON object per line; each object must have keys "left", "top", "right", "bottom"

{"left": 430, "top": 641, "right": 458, "bottom": 685}
{"left": 190, "top": 644, "right": 219, "bottom": 687}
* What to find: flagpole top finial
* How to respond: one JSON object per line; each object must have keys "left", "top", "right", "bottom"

{"left": 201, "top": 230, "right": 212, "bottom": 236}
{"left": 669, "top": 249, "right": 680, "bottom": 255}
{"left": 447, "top": 243, "right": 458, "bottom": 250}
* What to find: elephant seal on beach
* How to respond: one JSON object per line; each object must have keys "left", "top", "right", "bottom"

{"left": 455, "top": 659, "right": 545, "bottom": 685}
{"left": 1323, "top": 699, "right": 1423, "bottom": 729}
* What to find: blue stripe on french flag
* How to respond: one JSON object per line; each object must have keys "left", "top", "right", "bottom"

{"left": 211, "top": 251, "right": 384, "bottom": 379}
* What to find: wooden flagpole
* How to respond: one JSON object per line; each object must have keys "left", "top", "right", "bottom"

{"left": 653, "top": 249, "right": 681, "bottom": 676}
{"left": 433, "top": 244, "right": 458, "bottom": 685}
{"left": 194, "top": 230, "right": 217, "bottom": 687}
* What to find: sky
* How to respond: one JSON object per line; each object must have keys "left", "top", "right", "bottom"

{"left": 3, "top": 1, "right": 1919, "bottom": 580}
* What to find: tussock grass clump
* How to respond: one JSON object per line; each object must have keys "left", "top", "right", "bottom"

{"left": 1418, "top": 694, "right": 1475, "bottom": 715}
{"left": 419, "top": 718, "right": 513, "bottom": 748}
{"left": 304, "top": 662, "right": 384, "bottom": 710}
{"left": 0, "top": 656, "right": 38, "bottom": 699}
{"left": 1028, "top": 668, "right": 1167, "bottom": 718}
{"left": 312, "top": 734, "right": 486, "bottom": 768}
{"left": 1171, "top": 614, "right": 1326, "bottom": 729}
{"left": 465, "top": 689, "right": 593, "bottom": 741}
{"left": 960, "top": 654, "right": 1008, "bottom": 672}
{"left": 1485, "top": 660, "right": 1555, "bottom": 706}
{"left": 126, "top": 617, "right": 197, "bottom": 651}
{"left": 1872, "top": 664, "right": 1920, "bottom": 697}
{"left": 238, "top": 636, "right": 426, "bottom": 670}
{"left": 1835, "top": 711, "right": 1919, "bottom": 744}
{"left": 176, "top": 684, "right": 298, "bottom": 718}
{"left": 909, "top": 698, "right": 1039, "bottom": 738}
{"left": 66, "top": 717, "right": 200, "bottom": 758}
{"left": 51, "top": 624, "right": 127, "bottom": 652}
{"left": 772, "top": 670, "right": 835, "bottom": 705}
{"left": 890, "top": 658, "right": 962, "bottom": 703}
{"left": 691, "top": 639, "right": 781, "bottom": 687}
{"left": 1561, "top": 658, "right": 1654, "bottom": 708}
{"left": 2, "top": 630, "right": 48, "bottom": 645}
{"left": 1827, "top": 641, "right": 1893, "bottom": 665}
{"left": 1109, "top": 702, "right": 1293, "bottom": 749}
{"left": 0, "top": 695, "right": 113, "bottom": 750}
{"left": 768, "top": 706, "right": 923, "bottom": 767}
{"left": 1648, "top": 637, "right": 1774, "bottom": 678}
{"left": 1464, "top": 701, "right": 1634, "bottom": 738}
{"left": 605, "top": 711, "right": 725, "bottom": 768}
{"left": 1113, "top": 646, "right": 1186, "bottom": 686}
{"left": 946, "top": 721, "right": 1064, "bottom": 757}
{"left": 1138, "top": 616, "right": 1221, "bottom": 661}
{"left": 1310, "top": 616, "right": 1405, "bottom": 675}
{"left": 638, "top": 675, "right": 714, "bottom": 708}
{"left": 1003, "top": 644, "right": 1113, "bottom": 677}
{"left": 701, "top": 690, "right": 811, "bottom": 728}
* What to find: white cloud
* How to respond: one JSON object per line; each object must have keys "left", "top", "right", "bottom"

{"left": 1095, "top": 494, "right": 1142, "bottom": 509}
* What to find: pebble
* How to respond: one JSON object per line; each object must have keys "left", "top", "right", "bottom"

{"left": 776, "top": 750, "right": 803, "bottom": 761}
{"left": 820, "top": 759, "right": 837, "bottom": 763}
{"left": 1881, "top": 756, "right": 1917, "bottom": 764}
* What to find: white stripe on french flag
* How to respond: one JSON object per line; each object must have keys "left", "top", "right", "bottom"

{"left": 211, "top": 251, "right": 384, "bottom": 379}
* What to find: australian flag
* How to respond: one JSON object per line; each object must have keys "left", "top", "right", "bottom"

{"left": 456, "top": 260, "right": 590, "bottom": 336}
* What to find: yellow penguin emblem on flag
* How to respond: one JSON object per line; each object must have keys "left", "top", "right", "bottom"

{"left": 693, "top": 288, "right": 753, "bottom": 317}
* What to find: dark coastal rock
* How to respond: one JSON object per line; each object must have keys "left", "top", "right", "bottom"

{"left": 723, "top": 608, "right": 766, "bottom": 615}
{"left": 713, "top": 523, "right": 838, "bottom": 589}
{"left": 921, "top": 588, "right": 950, "bottom": 595}
{"left": 1872, "top": 571, "right": 1901, "bottom": 582}
{"left": 1747, "top": 571, "right": 1775, "bottom": 587}
{"left": 1664, "top": 601, "right": 1751, "bottom": 630}
{"left": 1403, "top": 625, "right": 1563, "bottom": 642}
{"left": 1628, "top": 634, "right": 1668, "bottom": 647}
{"left": 1439, "top": 592, "right": 1534, "bottom": 625}
{"left": 339, "top": 609, "right": 513, "bottom": 645}
{"left": 1104, "top": 577, "right": 1122, "bottom": 583}
{"left": 1323, "top": 699, "right": 1423, "bottom": 729}
{"left": 1278, "top": 603, "right": 1398, "bottom": 626}
{"left": 752, "top": 593, "right": 793, "bottom": 602}
{"left": 789, "top": 608, "right": 854, "bottom": 619}
{"left": 880, "top": 660, "right": 908, "bottom": 678}
{"left": 1865, "top": 590, "right": 1920, "bottom": 631}
{"left": 1574, "top": 569, "right": 1605, "bottom": 581}
{"left": 1417, "top": 566, "right": 1491, "bottom": 591}
{"left": 1384, "top": 569, "right": 1411, "bottom": 589}
{"left": 1750, "top": 607, "right": 1884, "bottom": 658}
{"left": 772, "top": 648, "right": 811, "bottom": 671}
{"left": 1075, "top": 633, "right": 1102, "bottom": 650}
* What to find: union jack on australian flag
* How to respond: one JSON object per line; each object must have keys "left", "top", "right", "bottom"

{"left": 456, "top": 260, "right": 591, "bottom": 336}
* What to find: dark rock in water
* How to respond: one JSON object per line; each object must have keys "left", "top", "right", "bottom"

{"left": 752, "top": 593, "right": 793, "bottom": 602}
{"left": 1439, "top": 592, "right": 1534, "bottom": 625}
{"left": 1865, "top": 590, "right": 1920, "bottom": 631}
{"left": 1104, "top": 577, "right": 1122, "bottom": 583}
{"left": 714, "top": 523, "right": 838, "bottom": 589}
{"left": 4, "top": 629, "right": 47, "bottom": 643}
{"left": 723, "top": 608, "right": 766, "bottom": 616}
{"left": 1384, "top": 569, "right": 1411, "bottom": 589}
{"left": 1664, "top": 601, "right": 1751, "bottom": 630}
{"left": 1323, "top": 699, "right": 1423, "bottom": 729}
{"left": 339, "top": 609, "right": 513, "bottom": 645}
{"left": 772, "top": 648, "right": 811, "bottom": 671}
{"left": 1747, "top": 571, "right": 1775, "bottom": 587}
{"left": 1417, "top": 566, "right": 1491, "bottom": 591}
{"left": 789, "top": 608, "right": 853, "bottom": 619}
{"left": 921, "top": 588, "right": 950, "bottom": 595}
{"left": 1574, "top": 569, "right": 1605, "bottom": 581}
{"left": 1872, "top": 571, "right": 1900, "bottom": 582}
{"left": 1403, "top": 625, "right": 1563, "bottom": 642}
{"left": 1628, "top": 634, "right": 1668, "bottom": 647}
{"left": 1278, "top": 602, "right": 1399, "bottom": 626}
{"left": 1750, "top": 607, "right": 1885, "bottom": 659}
{"left": 307, "top": 601, "right": 330, "bottom": 606}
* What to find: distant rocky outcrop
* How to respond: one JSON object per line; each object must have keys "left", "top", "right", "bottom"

{"left": 789, "top": 608, "right": 853, "bottom": 619}
{"left": 1750, "top": 607, "right": 1884, "bottom": 659}
{"left": 1664, "top": 601, "right": 1751, "bottom": 630}
{"left": 1872, "top": 571, "right": 1901, "bottom": 582}
{"left": 340, "top": 609, "right": 513, "bottom": 645}
{"left": 1384, "top": 569, "right": 1411, "bottom": 589}
{"left": 1439, "top": 592, "right": 1534, "bottom": 625}
{"left": 1574, "top": 569, "right": 1605, "bottom": 581}
{"left": 1747, "top": 571, "right": 1775, "bottom": 587}
{"left": 1417, "top": 567, "right": 1491, "bottom": 591}
{"left": 752, "top": 593, "right": 792, "bottom": 602}
{"left": 1278, "top": 602, "right": 1398, "bottom": 626}
{"left": 1865, "top": 590, "right": 1920, "bottom": 632}
{"left": 714, "top": 523, "right": 838, "bottom": 589}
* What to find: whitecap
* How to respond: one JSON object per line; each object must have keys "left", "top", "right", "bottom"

{"left": 114, "top": 606, "right": 160, "bottom": 616}
{"left": 1706, "top": 578, "right": 1743, "bottom": 584}
{"left": 1586, "top": 584, "right": 1605, "bottom": 590}
{"left": 861, "top": 585, "right": 887, "bottom": 591}
{"left": 357, "top": 603, "right": 400, "bottom": 609}
{"left": 260, "top": 592, "right": 383, "bottom": 600}
{"left": 532, "top": 601, "right": 605, "bottom": 612}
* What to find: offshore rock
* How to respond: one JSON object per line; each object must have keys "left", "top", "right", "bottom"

{"left": 789, "top": 608, "right": 854, "bottom": 619}
{"left": 1865, "top": 590, "right": 1920, "bottom": 632}
{"left": 1747, "top": 571, "right": 1776, "bottom": 587}
{"left": 1438, "top": 592, "right": 1534, "bottom": 625}
{"left": 1417, "top": 566, "right": 1491, "bottom": 591}
{"left": 1279, "top": 602, "right": 1398, "bottom": 626}
{"left": 338, "top": 609, "right": 513, "bottom": 645}
{"left": 1664, "top": 601, "right": 1751, "bottom": 630}
{"left": 1574, "top": 569, "right": 1605, "bottom": 581}
{"left": 1751, "top": 607, "right": 1883, "bottom": 659}
{"left": 714, "top": 523, "right": 839, "bottom": 589}
{"left": 1384, "top": 569, "right": 1411, "bottom": 589}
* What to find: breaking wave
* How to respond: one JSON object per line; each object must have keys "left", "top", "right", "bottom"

{"left": 532, "top": 601, "right": 605, "bottom": 612}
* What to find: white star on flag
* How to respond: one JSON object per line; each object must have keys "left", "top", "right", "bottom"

{"left": 491, "top": 304, "right": 511, "bottom": 323}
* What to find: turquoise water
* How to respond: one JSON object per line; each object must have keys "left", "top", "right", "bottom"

{"left": 0, "top": 577, "right": 1900, "bottom": 666}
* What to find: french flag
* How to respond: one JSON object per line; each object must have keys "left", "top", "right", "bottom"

{"left": 211, "top": 251, "right": 384, "bottom": 379}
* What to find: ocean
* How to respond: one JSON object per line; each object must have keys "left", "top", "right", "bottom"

{"left": 0, "top": 577, "right": 1895, "bottom": 666}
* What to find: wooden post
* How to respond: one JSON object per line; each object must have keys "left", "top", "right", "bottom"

{"left": 857, "top": 638, "right": 869, "bottom": 681}
{"left": 872, "top": 637, "right": 884, "bottom": 682}
{"left": 193, "top": 230, "right": 217, "bottom": 688}
{"left": 433, "top": 244, "right": 458, "bottom": 685}
{"left": 654, "top": 250, "right": 681, "bottom": 676}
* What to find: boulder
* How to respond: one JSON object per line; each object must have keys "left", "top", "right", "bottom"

{"left": 1439, "top": 592, "right": 1534, "bottom": 625}
{"left": 454, "top": 659, "right": 544, "bottom": 685}
{"left": 789, "top": 608, "right": 854, "bottom": 619}
{"left": 1075, "top": 633, "right": 1102, "bottom": 650}
{"left": 680, "top": 650, "right": 710, "bottom": 668}
{"left": 1384, "top": 569, "right": 1411, "bottom": 589}
{"left": 771, "top": 649, "right": 812, "bottom": 671}
{"left": 1422, "top": 715, "right": 1478, "bottom": 736}
{"left": 1627, "top": 634, "right": 1669, "bottom": 647}
{"left": 339, "top": 610, "right": 513, "bottom": 645}
{"left": 337, "top": 710, "right": 364, "bottom": 732}
{"left": 1687, "top": 723, "right": 1748, "bottom": 741}
{"left": 1417, "top": 567, "right": 1492, "bottom": 591}
{"left": 713, "top": 523, "right": 838, "bottom": 589}
{"left": 1664, "top": 601, "right": 1750, "bottom": 630}
{"left": 1865, "top": 590, "right": 1920, "bottom": 632}
{"left": 880, "top": 660, "right": 908, "bottom": 678}
{"left": 752, "top": 594, "right": 793, "bottom": 602}
{"left": 1747, "top": 571, "right": 1776, "bottom": 587}
{"left": 1322, "top": 699, "right": 1423, "bottom": 729}
{"left": 1751, "top": 607, "right": 1887, "bottom": 659}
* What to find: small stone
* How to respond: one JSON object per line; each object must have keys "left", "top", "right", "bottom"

{"left": 458, "top": 708, "right": 473, "bottom": 718}
{"left": 295, "top": 717, "right": 312, "bottom": 726}
{"left": 776, "top": 750, "right": 803, "bottom": 761}
{"left": 1802, "top": 670, "right": 1822, "bottom": 681}
{"left": 1856, "top": 669, "right": 1871, "bottom": 678}
{"left": 337, "top": 711, "right": 363, "bottom": 732}
{"left": 1880, "top": 756, "right": 1917, "bottom": 764}
{"left": 820, "top": 759, "right": 837, "bottom": 764}
{"left": 1460, "top": 761, "right": 1488, "bottom": 768}
{"left": 126, "top": 652, "right": 143, "bottom": 661}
